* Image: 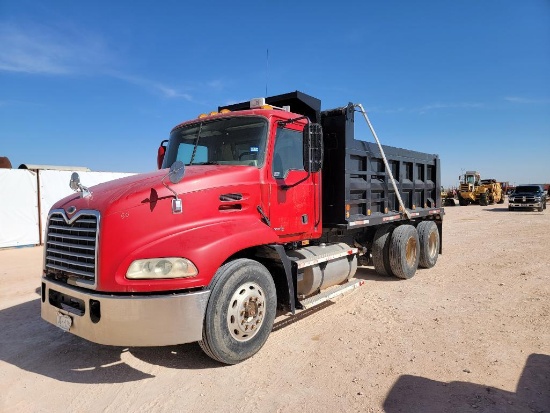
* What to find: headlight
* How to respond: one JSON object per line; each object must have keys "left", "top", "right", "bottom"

{"left": 126, "top": 258, "right": 198, "bottom": 279}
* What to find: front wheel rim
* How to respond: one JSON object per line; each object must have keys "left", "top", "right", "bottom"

{"left": 227, "top": 281, "right": 266, "bottom": 342}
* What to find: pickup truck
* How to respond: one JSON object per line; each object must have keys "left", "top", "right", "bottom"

{"left": 508, "top": 184, "right": 547, "bottom": 212}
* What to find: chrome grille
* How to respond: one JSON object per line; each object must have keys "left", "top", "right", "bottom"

{"left": 511, "top": 196, "right": 535, "bottom": 203}
{"left": 45, "top": 210, "right": 99, "bottom": 286}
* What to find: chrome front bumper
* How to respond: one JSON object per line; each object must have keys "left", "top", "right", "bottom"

{"left": 509, "top": 202, "right": 543, "bottom": 208}
{"left": 41, "top": 279, "right": 210, "bottom": 346}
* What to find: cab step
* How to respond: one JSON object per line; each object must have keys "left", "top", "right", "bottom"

{"left": 299, "top": 278, "right": 365, "bottom": 309}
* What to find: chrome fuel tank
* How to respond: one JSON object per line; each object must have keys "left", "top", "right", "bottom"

{"left": 288, "top": 243, "right": 358, "bottom": 297}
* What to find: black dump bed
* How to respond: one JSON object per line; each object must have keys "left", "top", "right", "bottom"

{"left": 321, "top": 104, "right": 441, "bottom": 228}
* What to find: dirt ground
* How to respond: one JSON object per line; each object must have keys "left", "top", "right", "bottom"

{"left": 0, "top": 203, "right": 549, "bottom": 413}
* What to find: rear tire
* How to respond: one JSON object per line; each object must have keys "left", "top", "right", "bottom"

{"left": 371, "top": 225, "right": 395, "bottom": 276}
{"left": 417, "top": 221, "right": 439, "bottom": 269}
{"left": 199, "top": 259, "right": 276, "bottom": 365}
{"left": 389, "top": 225, "right": 420, "bottom": 279}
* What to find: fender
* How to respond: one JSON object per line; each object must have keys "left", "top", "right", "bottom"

{"left": 107, "top": 214, "right": 280, "bottom": 292}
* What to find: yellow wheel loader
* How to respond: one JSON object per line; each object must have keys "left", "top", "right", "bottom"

{"left": 458, "top": 171, "right": 504, "bottom": 206}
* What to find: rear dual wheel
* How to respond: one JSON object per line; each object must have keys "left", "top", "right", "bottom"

{"left": 389, "top": 225, "right": 420, "bottom": 279}
{"left": 372, "top": 225, "right": 395, "bottom": 276}
{"left": 417, "top": 221, "right": 439, "bottom": 269}
{"left": 372, "top": 222, "right": 438, "bottom": 279}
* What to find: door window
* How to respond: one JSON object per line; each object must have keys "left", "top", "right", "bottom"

{"left": 272, "top": 128, "right": 303, "bottom": 179}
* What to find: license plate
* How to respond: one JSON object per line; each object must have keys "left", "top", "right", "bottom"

{"left": 56, "top": 313, "right": 72, "bottom": 332}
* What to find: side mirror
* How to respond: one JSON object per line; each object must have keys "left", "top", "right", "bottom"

{"left": 168, "top": 160, "right": 185, "bottom": 184}
{"left": 69, "top": 172, "right": 81, "bottom": 191}
{"left": 162, "top": 161, "right": 185, "bottom": 214}
{"left": 157, "top": 140, "right": 169, "bottom": 169}
{"left": 303, "top": 123, "right": 323, "bottom": 173}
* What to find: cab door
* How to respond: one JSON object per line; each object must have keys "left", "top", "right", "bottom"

{"left": 268, "top": 125, "right": 317, "bottom": 239}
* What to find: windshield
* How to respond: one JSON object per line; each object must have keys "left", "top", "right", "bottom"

{"left": 162, "top": 116, "right": 268, "bottom": 168}
{"left": 514, "top": 186, "right": 542, "bottom": 193}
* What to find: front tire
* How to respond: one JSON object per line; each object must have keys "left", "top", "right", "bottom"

{"left": 199, "top": 259, "right": 277, "bottom": 364}
{"left": 389, "top": 225, "right": 420, "bottom": 279}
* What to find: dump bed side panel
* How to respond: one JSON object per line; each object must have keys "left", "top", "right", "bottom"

{"left": 321, "top": 104, "right": 442, "bottom": 228}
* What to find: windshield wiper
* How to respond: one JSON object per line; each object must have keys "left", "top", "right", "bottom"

{"left": 190, "top": 161, "right": 220, "bottom": 165}
{"left": 277, "top": 115, "right": 308, "bottom": 127}
{"left": 188, "top": 123, "right": 203, "bottom": 165}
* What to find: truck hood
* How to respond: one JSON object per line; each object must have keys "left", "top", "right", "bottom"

{"left": 51, "top": 165, "right": 261, "bottom": 216}
{"left": 511, "top": 191, "right": 543, "bottom": 197}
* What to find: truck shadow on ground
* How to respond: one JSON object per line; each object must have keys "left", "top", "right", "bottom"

{"left": 0, "top": 299, "right": 224, "bottom": 384}
{"left": 383, "top": 353, "right": 550, "bottom": 413}
{"left": 355, "top": 266, "right": 404, "bottom": 282}
{"left": 1, "top": 270, "right": 396, "bottom": 384}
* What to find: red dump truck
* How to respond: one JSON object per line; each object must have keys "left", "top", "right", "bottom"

{"left": 41, "top": 91, "right": 444, "bottom": 364}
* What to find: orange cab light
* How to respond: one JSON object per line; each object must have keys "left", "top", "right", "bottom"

{"left": 220, "top": 109, "right": 230, "bottom": 113}
{"left": 198, "top": 113, "right": 208, "bottom": 118}
{"left": 209, "top": 111, "right": 218, "bottom": 116}
{"left": 260, "top": 105, "right": 273, "bottom": 110}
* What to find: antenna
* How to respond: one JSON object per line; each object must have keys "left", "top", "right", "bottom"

{"left": 265, "top": 48, "right": 269, "bottom": 97}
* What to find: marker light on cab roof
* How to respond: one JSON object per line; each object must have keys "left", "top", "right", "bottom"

{"left": 250, "top": 97, "right": 266, "bottom": 108}
{"left": 250, "top": 97, "right": 290, "bottom": 112}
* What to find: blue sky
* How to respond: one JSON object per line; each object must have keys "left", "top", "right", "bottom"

{"left": 1, "top": 0, "right": 548, "bottom": 187}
